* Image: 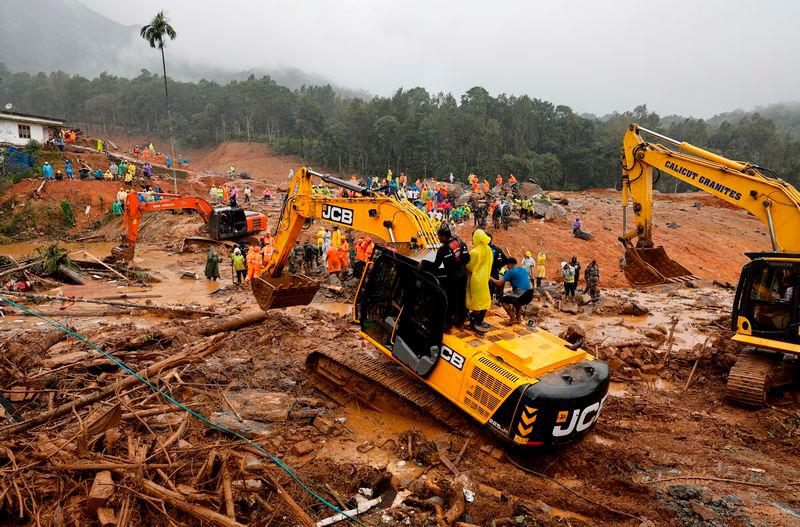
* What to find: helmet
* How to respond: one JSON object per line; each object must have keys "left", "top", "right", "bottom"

{"left": 525, "top": 251, "right": 532, "bottom": 257}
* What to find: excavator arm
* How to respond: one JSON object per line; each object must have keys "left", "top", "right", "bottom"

{"left": 253, "top": 166, "right": 441, "bottom": 309}
{"left": 622, "top": 124, "right": 800, "bottom": 252}
{"left": 620, "top": 124, "right": 800, "bottom": 285}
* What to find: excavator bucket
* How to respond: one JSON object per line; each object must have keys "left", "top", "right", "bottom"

{"left": 623, "top": 246, "right": 695, "bottom": 286}
{"left": 251, "top": 274, "right": 320, "bottom": 310}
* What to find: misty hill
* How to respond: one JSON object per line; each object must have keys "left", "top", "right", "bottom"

{"left": 0, "top": 0, "right": 367, "bottom": 97}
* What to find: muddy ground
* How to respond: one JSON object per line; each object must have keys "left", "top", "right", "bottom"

{"left": 0, "top": 144, "right": 797, "bottom": 526}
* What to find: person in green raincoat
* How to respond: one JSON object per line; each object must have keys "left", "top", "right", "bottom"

{"left": 205, "top": 246, "right": 220, "bottom": 280}
{"left": 111, "top": 199, "right": 123, "bottom": 216}
{"left": 466, "top": 229, "right": 493, "bottom": 333}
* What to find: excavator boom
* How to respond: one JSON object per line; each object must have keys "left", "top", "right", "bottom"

{"left": 621, "top": 124, "right": 800, "bottom": 285}
{"left": 251, "top": 166, "right": 439, "bottom": 310}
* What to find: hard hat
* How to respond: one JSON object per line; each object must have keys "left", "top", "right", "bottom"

{"left": 525, "top": 251, "right": 532, "bottom": 257}
{"left": 561, "top": 261, "right": 567, "bottom": 268}
{"left": 234, "top": 248, "right": 241, "bottom": 254}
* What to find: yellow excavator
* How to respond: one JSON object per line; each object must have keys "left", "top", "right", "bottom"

{"left": 621, "top": 124, "right": 800, "bottom": 405}
{"left": 252, "top": 167, "right": 609, "bottom": 447}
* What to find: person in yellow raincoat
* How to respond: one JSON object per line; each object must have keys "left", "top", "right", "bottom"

{"left": 466, "top": 229, "right": 492, "bottom": 333}
{"left": 331, "top": 225, "right": 342, "bottom": 249}
{"left": 536, "top": 251, "right": 547, "bottom": 288}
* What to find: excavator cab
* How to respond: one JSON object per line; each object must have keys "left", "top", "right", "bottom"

{"left": 208, "top": 207, "right": 266, "bottom": 240}
{"left": 358, "top": 246, "right": 447, "bottom": 377}
{"left": 732, "top": 254, "right": 800, "bottom": 348}
{"left": 727, "top": 253, "right": 800, "bottom": 405}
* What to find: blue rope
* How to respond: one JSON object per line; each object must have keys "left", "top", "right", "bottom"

{"left": 0, "top": 294, "right": 368, "bottom": 526}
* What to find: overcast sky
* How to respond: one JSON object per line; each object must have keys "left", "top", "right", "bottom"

{"left": 78, "top": 0, "right": 799, "bottom": 117}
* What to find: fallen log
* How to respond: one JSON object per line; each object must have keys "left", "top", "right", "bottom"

{"left": 0, "top": 258, "right": 42, "bottom": 279}
{"left": 198, "top": 309, "right": 267, "bottom": 336}
{"left": 140, "top": 479, "right": 247, "bottom": 527}
{"left": 0, "top": 334, "right": 225, "bottom": 438}
{"left": 0, "top": 290, "right": 216, "bottom": 316}
{"left": 58, "top": 264, "right": 88, "bottom": 285}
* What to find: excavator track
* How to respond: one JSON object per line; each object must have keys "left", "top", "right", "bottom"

{"left": 726, "top": 350, "right": 775, "bottom": 406}
{"left": 306, "top": 348, "right": 473, "bottom": 432}
{"left": 726, "top": 349, "right": 799, "bottom": 406}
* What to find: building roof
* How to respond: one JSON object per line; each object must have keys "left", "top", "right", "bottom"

{"left": 0, "top": 110, "right": 65, "bottom": 126}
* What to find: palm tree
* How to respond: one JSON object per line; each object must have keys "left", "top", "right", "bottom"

{"left": 140, "top": 11, "right": 178, "bottom": 193}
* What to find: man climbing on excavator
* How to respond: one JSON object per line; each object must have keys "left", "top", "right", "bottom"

{"left": 420, "top": 225, "right": 469, "bottom": 328}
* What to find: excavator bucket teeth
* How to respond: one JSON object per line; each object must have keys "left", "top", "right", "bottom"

{"left": 251, "top": 274, "right": 320, "bottom": 311}
{"left": 623, "top": 247, "right": 695, "bottom": 286}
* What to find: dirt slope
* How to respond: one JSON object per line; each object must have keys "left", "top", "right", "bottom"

{"left": 189, "top": 142, "right": 304, "bottom": 183}
{"left": 457, "top": 190, "right": 772, "bottom": 288}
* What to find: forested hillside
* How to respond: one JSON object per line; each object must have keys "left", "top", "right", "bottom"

{"left": 1, "top": 64, "right": 798, "bottom": 189}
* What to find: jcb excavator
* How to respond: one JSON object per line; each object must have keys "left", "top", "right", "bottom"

{"left": 112, "top": 192, "right": 267, "bottom": 261}
{"left": 621, "top": 124, "right": 800, "bottom": 405}
{"left": 252, "top": 167, "right": 609, "bottom": 448}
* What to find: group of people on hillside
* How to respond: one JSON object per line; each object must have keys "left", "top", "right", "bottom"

{"left": 209, "top": 184, "right": 254, "bottom": 207}
{"left": 40, "top": 155, "right": 154, "bottom": 185}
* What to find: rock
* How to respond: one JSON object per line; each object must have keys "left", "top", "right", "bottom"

{"left": 560, "top": 303, "right": 579, "bottom": 315}
{"left": 210, "top": 412, "right": 273, "bottom": 436}
{"left": 607, "top": 357, "right": 625, "bottom": 372}
{"left": 328, "top": 275, "right": 341, "bottom": 287}
{"left": 344, "top": 278, "right": 359, "bottom": 288}
{"left": 684, "top": 280, "right": 697, "bottom": 288}
{"left": 517, "top": 181, "right": 543, "bottom": 195}
{"left": 224, "top": 390, "right": 291, "bottom": 422}
{"left": 489, "top": 447, "right": 506, "bottom": 461}
{"left": 621, "top": 302, "right": 649, "bottom": 316}
{"left": 577, "top": 293, "right": 592, "bottom": 305}
{"left": 313, "top": 415, "right": 335, "bottom": 435}
{"left": 643, "top": 328, "right": 666, "bottom": 343}
{"left": 666, "top": 222, "right": 679, "bottom": 229}
{"left": 559, "top": 323, "right": 586, "bottom": 344}
{"left": 640, "top": 364, "right": 659, "bottom": 374}
{"left": 544, "top": 204, "right": 567, "bottom": 221}
{"left": 291, "top": 440, "right": 315, "bottom": 456}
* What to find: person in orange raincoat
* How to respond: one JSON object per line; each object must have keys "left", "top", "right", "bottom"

{"left": 222, "top": 185, "right": 230, "bottom": 204}
{"left": 496, "top": 174, "right": 502, "bottom": 186}
{"left": 339, "top": 237, "right": 350, "bottom": 277}
{"left": 245, "top": 246, "right": 262, "bottom": 282}
{"left": 261, "top": 238, "right": 274, "bottom": 266}
{"left": 326, "top": 244, "right": 342, "bottom": 276}
{"left": 483, "top": 179, "right": 489, "bottom": 193}
{"left": 508, "top": 174, "right": 517, "bottom": 185}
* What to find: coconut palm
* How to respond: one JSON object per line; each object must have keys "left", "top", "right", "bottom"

{"left": 140, "top": 11, "right": 178, "bottom": 192}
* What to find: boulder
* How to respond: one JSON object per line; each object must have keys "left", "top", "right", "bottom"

{"left": 517, "top": 182, "right": 543, "bottom": 196}
{"left": 291, "top": 440, "right": 316, "bottom": 456}
{"left": 559, "top": 323, "right": 586, "bottom": 344}
{"left": 544, "top": 204, "right": 567, "bottom": 221}
{"left": 560, "top": 303, "right": 579, "bottom": 315}
{"left": 223, "top": 390, "right": 291, "bottom": 422}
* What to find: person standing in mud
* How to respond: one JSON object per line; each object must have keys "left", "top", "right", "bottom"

{"left": 288, "top": 240, "right": 303, "bottom": 273}
{"left": 303, "top": 240, "right": 317, "bottom": 274}
{"left": 585, "top": 260, "right": 600, "bottom": 299}
{"left": 205, "top": 246, "right": 220, "bottom": 281}
{"left": 231, "top": 248, "right": 245, "bottom": 284}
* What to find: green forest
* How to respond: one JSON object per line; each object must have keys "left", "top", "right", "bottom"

{"left": 2, "top": 64, "right": 799, "bottom": 190}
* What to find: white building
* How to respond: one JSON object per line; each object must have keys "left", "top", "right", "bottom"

{"left": 0, "top": 111, "right": 64, "bottom": 147}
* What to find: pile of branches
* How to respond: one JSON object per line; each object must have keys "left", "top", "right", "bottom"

{"left": 0, "top": 311, "right": 340, "bottom": 527}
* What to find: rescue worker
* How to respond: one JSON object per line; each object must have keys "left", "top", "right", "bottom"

{"left": 97, "top": 139, "right": 104, "bottom": 152}
{"left": 466, "top": 229, "right": 493, "bottom": 333}
{"left": 420, "top": 225, "right": 469, "bottom": 328}
{"left": 326, "top": 241, "right": 342, "bottom": 278}
{"left": 521, "top": 251, "right": 536, "bottom": 282}
{"left": 205, "top": 246, "right": 220, "bottom": 281}
{"left": 288, "top": 240, "right": 303, "bottom": 273}
{"left": 490, "top": 257, "right": 534, "bottom": 325}
{"left": 570, "top": 256, "right": 582, "bottom": 291}
{"left": 331, "top": 225, "right": 342, "bottom": 250}
{"left": 561, "top": 261, "right": 576, "bottom": 298}
{"left": 536, "top": 250, "right": 547, "bottom": 288}
{"left": 339, "top": 236, "right": 350, "bottom": 278}
{"left": 585, "top": 260, "right": 600, "bottom": 299}
{"left": 126, "top": 163, "right": 136, "bottom": 183}
{"left": 261, "top": 238, "right": 274, "bottom": 269}
{"left": 483, "top": 179, "right": 489, "bottom": 193}
{"left": 316, "top": 226, "right": 325, "bottom": 266}
{"left": 303, "top": 240, "right": 317, "bottom": 274}
{"left": 488, "top": 233, "right": 507, "bottom": 302}
{"left": 64, "top": 159, "right": 73, "bottom": 179}
{"left": 42, "top": 162, "right": 53, "bottom": 179}
{"left": 322, "top": 228, "right": 331, "bottom": 265}
{"left": 245, "top": 245, "right": 262, "bottom": 282}
{"left": 109, "top": 162, "right": 118, "bottom": 178}
{"left": 232, "top": 247, "right": 246, "bottom": 283}
{"left": 354, "top": 237, "right": 367, "bottom": 278}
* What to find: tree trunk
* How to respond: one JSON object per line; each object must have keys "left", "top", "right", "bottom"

{"left": 161, "top": 47, "right": 178, "bottom": 194}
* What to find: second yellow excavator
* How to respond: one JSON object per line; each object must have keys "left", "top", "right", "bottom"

{"left": 621, "top": 124, "right": 800, "bottom": 405}
{"left": 252, "top": 167, "right": 609, "bottom": 448}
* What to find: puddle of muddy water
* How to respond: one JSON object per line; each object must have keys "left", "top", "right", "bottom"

{"left": 288, "top": 302, "right": 354, "bottom": 317}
